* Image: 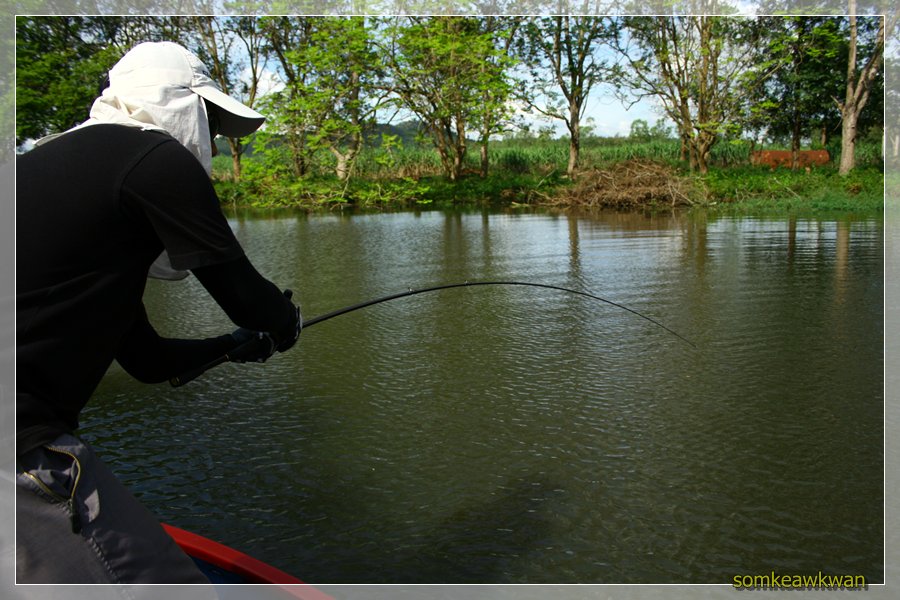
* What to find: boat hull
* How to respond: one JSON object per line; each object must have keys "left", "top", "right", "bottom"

{"left": 162, "top": 523, "right": 304, "bottom": 585}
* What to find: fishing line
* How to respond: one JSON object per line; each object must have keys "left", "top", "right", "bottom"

{"left": 170, "top": 280, "right": 694, "bottom": 387}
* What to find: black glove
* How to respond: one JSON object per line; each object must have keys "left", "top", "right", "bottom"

{"left": 228, "top": 290, "right": 300, "bottom": 363}
{"left": 227, "top": 328, "right": 277, "bottom": 363}
{"left": 274, "top": 289, "right": 302, "bottom": 353}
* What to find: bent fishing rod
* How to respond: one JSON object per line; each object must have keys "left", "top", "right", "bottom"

{"left": 170, "top": 280, "right": 695, "bottom": 387}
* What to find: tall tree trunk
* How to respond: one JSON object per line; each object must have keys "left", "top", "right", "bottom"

{"left": 696, "top": 17, "right": 711, "bottom": 175}
{"left": 436, "top": 146, "right": 454, "bottom": 181}
{"left": 791, "top": 117, "right": 802, "bottom": 170}
{"left": 227, "top": 139, "right": 243, "bottom": 181}
{"left": 694, "top": 133, "right": 714, "bottom": 175}
{"left": 329, "top": 69, "right": 363, "bottom": 182}
{"left": 454, "top": 114, "right": 467, "bottom": 181}
{"left": 687, "top": 130, "right": 700, "bottom": 171}
{"left": 289, "top": 131, "right": 307, "bottom": 177}
{"left": 838, "top": 0, "right": 885, "bottom": 176}
{"left": 678, "top": 98, "right": 692, "bottom": 163}
{"left": 839, "top": 109, "right": 859, "bottom": 175}
{"left": 567, "top": 103, "right": 580, "bottom": 179}
{"left": 432, "top": 118, "right": 466, "bottom": 182}
{"left": 434, "top": 125, "right": 455, "bottom": 181}
{"left": 330, "top": 147, "right": 359, "bottom": 181}
{"left": 231, "top": 152, "right": 242, "bottom": 181}
{"left": 452, "top": 151, "right": 464, "bottom": 181}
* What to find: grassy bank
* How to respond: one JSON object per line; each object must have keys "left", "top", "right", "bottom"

{"left": 212, "top": 137, "right": 885, "bottom": 214}
{"left": 696, "top": 165, "right": 884, "bottom": 215}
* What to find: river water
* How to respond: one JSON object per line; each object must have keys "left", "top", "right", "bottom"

{"left": 82, "top": 208, "right": 883, "bottom": 584}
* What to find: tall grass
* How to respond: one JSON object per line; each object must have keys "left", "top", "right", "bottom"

{"left": 212, "top": 135, "right": 884, "bottom": 210}
{"left": 214, "top": 136, "right": 883, "bottom": 182}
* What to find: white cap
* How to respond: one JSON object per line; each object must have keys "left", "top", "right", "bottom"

{"left": 109, "top": 41, "right": 264, "bottom": 137}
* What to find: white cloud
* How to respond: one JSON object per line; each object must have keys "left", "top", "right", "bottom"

{"left": 255, "top": 68, "right": 285, "bottom": 97}
{"left": 238, "top": 66, "right": 285, "bottom": 102}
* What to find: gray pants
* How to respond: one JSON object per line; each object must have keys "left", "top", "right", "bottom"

{"left": 16, "top": 433, "right": 212, "bottom": 585}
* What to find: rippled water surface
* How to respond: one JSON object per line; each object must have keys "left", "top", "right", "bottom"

{"left": 83, "top": 209, "right": 884, "bottom": 584}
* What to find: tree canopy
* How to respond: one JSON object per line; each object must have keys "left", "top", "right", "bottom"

{"left": 16, "top": 14, "right": 887, "bottom": 177}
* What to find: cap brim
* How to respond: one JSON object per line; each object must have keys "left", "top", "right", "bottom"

{"left": 192, "top": 84, "right": 265, "bottom": 138}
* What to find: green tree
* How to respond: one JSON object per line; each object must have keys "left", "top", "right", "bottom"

{"left": 613, "top": 16, "right": 777, "bottom": 174}
{"left": 649, "top": 118, "right": 673, "bottom": 139}
{"left": 382, "top": 17, "right": 508, "bottom": 181}
{"left": 189, "top": 16, "right": 270, "bottom": 181}
{"left": 517, "top": 16, "right": 614, "bottom": 178}
{"left": 837, "top": 1, "right": 892, "bottom": 175}
{"left": 887, "top": 57, "right": 900, "bottom": 164}
{"left": 256, "top": 17, "right": 318, "bottom": 178}
{"left": 257, "top": 17, "right": 380, "bottom": 181}
{"left": 307, "top": 17, "right": 382, "bottom": 181}
{"left": 748, "top": 17, "right": 846, "bottom": 167}
{"left": 16, "top": 16, "right": 194, "bottom": 147}
{"left": 629, "top": 118, "right": 651, "bottom": 141}
{"left": 16, "top": 17, "right": 118, "bottom": 145}
{"left": 471, "top": 16, "right": 520, "bottom": 178}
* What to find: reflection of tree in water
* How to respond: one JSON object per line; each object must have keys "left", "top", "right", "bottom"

{"left": 834, "top": 219, "right": 850, "bottom": 307}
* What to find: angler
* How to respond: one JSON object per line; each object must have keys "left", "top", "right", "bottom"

{"left": 16, "top": 41, "right": 301, "bottom": 584}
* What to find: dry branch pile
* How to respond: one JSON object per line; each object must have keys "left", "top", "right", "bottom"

{"left": 545, "top": 160, "right": 695, "bottom": 208}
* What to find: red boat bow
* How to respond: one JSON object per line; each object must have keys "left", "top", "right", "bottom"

{"left": 163, "top": 523, "right": 332, "bottom": 599}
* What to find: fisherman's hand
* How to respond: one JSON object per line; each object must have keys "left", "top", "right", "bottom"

{"left": 228, "top": 328, "right": 277, "bottom": 363}
{"left": 274, "top": 289, "right": 302, "bottom": 353}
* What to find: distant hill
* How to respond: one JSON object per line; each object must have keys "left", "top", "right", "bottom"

{"left": 368, "top": 120, "right": 426, "bottom": 147}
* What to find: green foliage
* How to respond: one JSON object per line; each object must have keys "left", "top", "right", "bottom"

{"left": 353, "top": 139, "right": 443, "bottom": 179}
{"left": 212, "top": 135, "right": 883, "bottom": 213}
{"left": 349, "top": 178, "right": 433, "bottom": 208}
{"left": 746, "top": 17, "right": 846, "bottom": 147}
{"left": 17, "top": 14, "right": 886, "bottom": 206}
{"left": 372, "top": 133, "right": 403, "bottom": 170}
{"left": 383, "top": 16, "right": 514, "bottom": 180}
{"left": 16, "top": 17, "right": 121, "bottom": 144}
{"left": 629, "top": 119, "right": 651, "bottom": 141}
{"left": 697, "top": 165, "right": 883, "bottom": 213}
{"left": 615, "top": 16, "right": 783, "bottom": 173}
{"left": 496, "top": 148, "right": 532, "bottom": 174}
{"left": 251, "top": 17, "right": 382, "bottom": 180}
{"left": 517, "top": 16, "right": 612, "bottom": 124}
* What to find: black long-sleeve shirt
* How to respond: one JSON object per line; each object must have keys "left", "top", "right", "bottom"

{"left": 17, "top": 125, "right": 295, "bottom": 453}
